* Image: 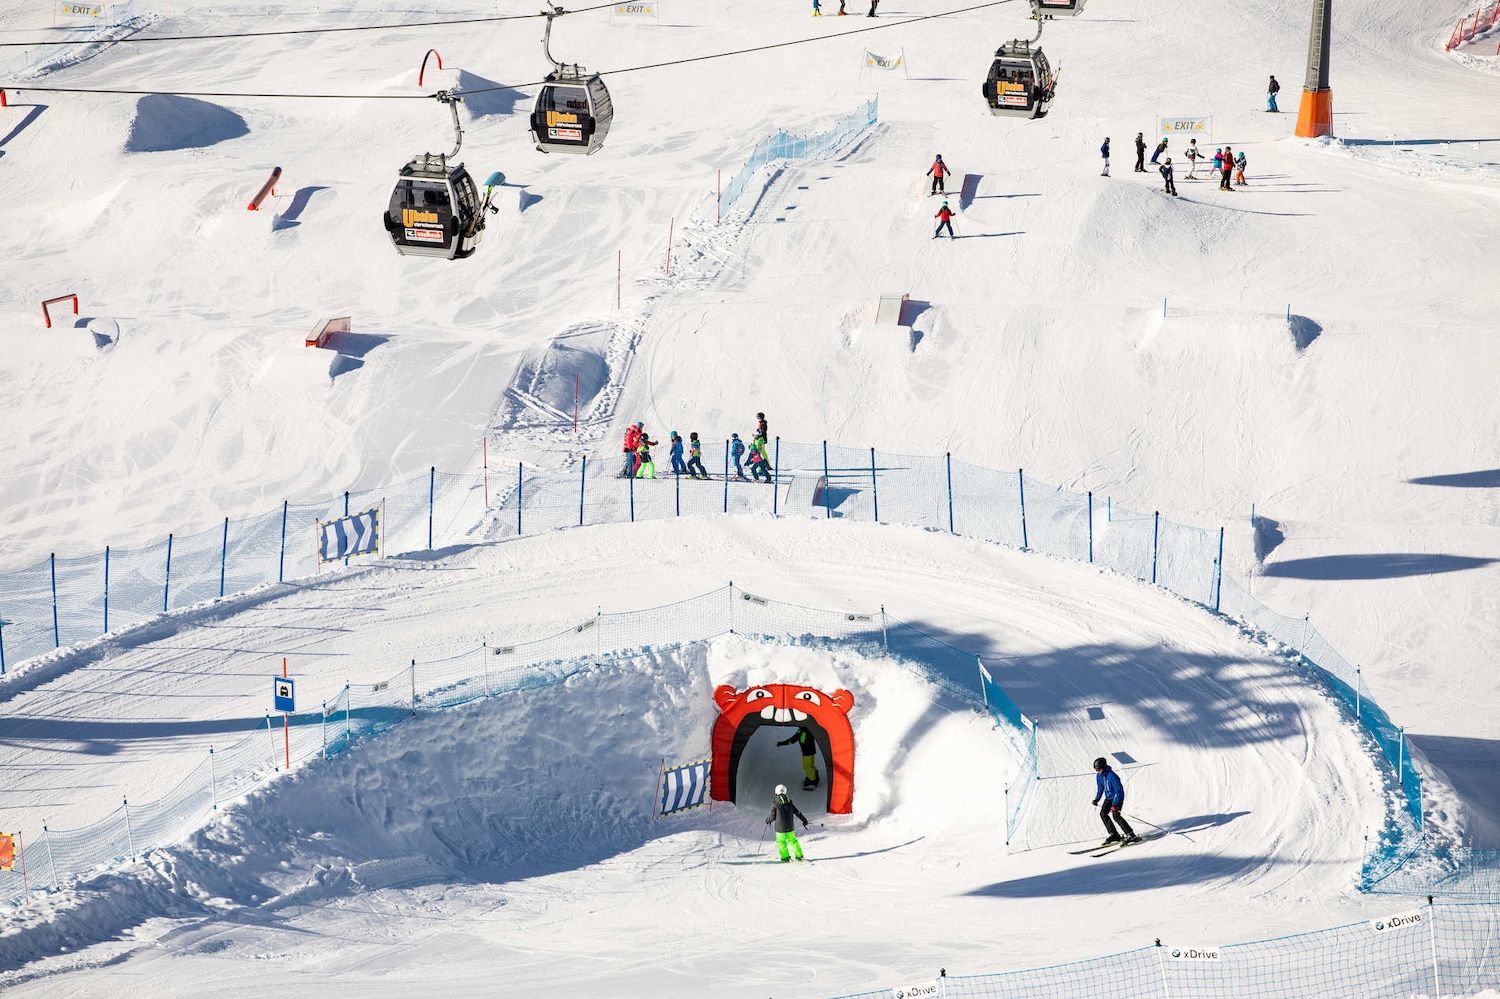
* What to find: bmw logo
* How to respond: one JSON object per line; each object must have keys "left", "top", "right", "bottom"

{"left": 1171, "top": 950, "right": 1181, "bottom": 958}
{"left": 1375, "top": 922, "right": 1385, "bottom": 930}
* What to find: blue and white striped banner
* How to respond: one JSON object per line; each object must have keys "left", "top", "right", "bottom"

{"left": 658, "top": 758, "right": 710, "bottom": 817}
{"left": 319, "top": 506, "right": 381, "bottom": 564}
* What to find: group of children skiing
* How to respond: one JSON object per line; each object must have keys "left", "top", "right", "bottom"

{"left": 620, "top": 412, "right": 774, "bottom": 481}
{"left": 1101, "top": 132, "right": 1248, "bottom": 198}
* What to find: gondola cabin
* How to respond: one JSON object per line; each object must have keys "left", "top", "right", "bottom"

{"left": 384, "top": 154, "right": 485, "bottom": 259}
{"left": 1035, "top": 0, "right": 1086, "bottom": 15}
{"left": 982, "top": 42, "right": 1056, "bottom": 119}
{"left": 530, "top": 72, "right": 613, "bottom": 155}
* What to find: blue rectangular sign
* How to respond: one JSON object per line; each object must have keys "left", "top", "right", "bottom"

{"left": 273, "top": 677, "right": 295, "bottom": 713}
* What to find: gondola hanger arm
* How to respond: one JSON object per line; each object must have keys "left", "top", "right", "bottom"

{"left": 435, "top": 89, "right": 464, "bottom": 159}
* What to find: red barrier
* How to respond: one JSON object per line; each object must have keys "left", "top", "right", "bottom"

{"left": 41, "top": 294, "right": 79, "bottom": 329}
{"left": 305, "top": 316, "right": 350, "bottom": 349}
{"left": 418, "top": 49, "right": 443, "bottom": 88}
{"left": 247, "top": 167, "right": 282, "bottom": 211}
{"left": 1, "top": 90, "right": 8, "bottom": 108}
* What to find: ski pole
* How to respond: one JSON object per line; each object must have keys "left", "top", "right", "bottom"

{"left": 1129, "top": 812, "right": 1193, "bottom": 843}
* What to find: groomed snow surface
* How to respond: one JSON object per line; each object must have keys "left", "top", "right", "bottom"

{"left": 2, "top": 0, "right": 1499, "bottom": 994}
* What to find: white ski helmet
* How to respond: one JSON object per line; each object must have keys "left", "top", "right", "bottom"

{"left": 774, "top": 784, "right": 788, "bottom": 796}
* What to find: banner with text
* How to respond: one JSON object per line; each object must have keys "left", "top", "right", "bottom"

{"left": 1158, "top": 115, "right": 1213, "bottom": 141}
{"left": 612, "top": 1, "right": 659, "bottom": 20}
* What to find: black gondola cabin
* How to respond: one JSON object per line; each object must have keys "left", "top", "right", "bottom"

{"left": 1035, "top": 0, "right": 1086, "bottom": 14}
{"left": 530, "top": 72, "right": 613, "bottom": 155}
{"left": 982, "top": 42, "right": 1055, "bottom": 118}
{"left": 384, "top": 154, "right": 485, "bottom": 259}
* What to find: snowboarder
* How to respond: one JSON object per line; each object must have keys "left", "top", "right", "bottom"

{"left": 933, "top": 201, "right": 955, "bottom": 239}
{"left": 686, "top": 433, "right": 709, "bottom": 478}
{"left": 1099, "top": 137, "right": 1110, "bottom": 177}
{"left": 731, "top": 433, "right": 747, "bottom": 478}
{"left": 927, "top": 154, "right": 949, "bottom": 195}
{"left": 765, "top": 784, "right": 810, "bottom": 861}
{"left": 1151, "top": 137, "right": 1168, "bottom": 164}
{"left": 1091, "top": 757, "right": 1139, "bottom": 845}
{"left": 621, "top": 423, "right": 643, "bottom": 477}
{"left": 1234, "top": 149, "right": 1248, "bottom": 186}
{"left": 1159, "top": 157, "right": 1177, "bottom": 197}
{"left": 1184, "top": 138, "right": 1201, "bottom": 179}
{"left": 669, "top": 432, "right": 687, "bottom": 476}
{"left": 1267, "top": 74, "right": 1281, "bottom": 113}
{"left": 1219, "top": 145, "right": 1235, "bottom": 191}
{"left": 777, "top": 725, "right": 821, "bottom": 788}
{"left": 1133, "top": 132, "right": 1146, "bottom": 172}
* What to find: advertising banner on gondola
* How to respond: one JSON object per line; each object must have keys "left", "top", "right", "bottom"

{"left": 1157, "top": 115, "right": 1213, "bottom": 140}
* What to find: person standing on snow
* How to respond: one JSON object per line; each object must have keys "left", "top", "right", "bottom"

{"left": 748, "top": 439, "right": 773, "bottom": 482}
{"left": 1267, "top": 74, "right": 1281, "bottom": 112}
{"left": 1184, "top": 138, "right": 1201, "bottom": 179}
{"left": 1234, "top": 149, "right": 1248, "bottom": 186}
{"left": 635, "top": 438, "right": 657, "bottom": 478}
{"left": 777, "top": 725, "right": 821, "bottom": 789}
{"left": 756, "top": 412, "right": 768, "bottom": 442}
{"left": 1219, "top": 145, "right": 1235, "bottom": 192}
{"left": 1091, "top": 757, "right": 1139, "bottom": 846}
{"left": 1151, "top": 137, "right": 1168, "bottom": 165}
{"left": 1133, "top": 132, "right": 1147, "bottom": 172}
{"left": 866, "top": 0, "right": 878, "bottom": 15}
{"left": 685, "top": 433, "right": 709, "bottom": 479}
{"left": 1099, "top": 137, "right": 1110, "bottom": 177}
{"left": 669, "top": 432, "right": 687, "bottom": 476}
{"left": 927, "top": 154, "right": 950, "bottom": 195}
{"left": 730, "top": 433, "right": 747, "bottom": 479}
{"left": 933, "top": 201, "right": 955, "bottom": 239}
{"left": 766, "top": 784, "right": 810, "bottom": 862}
{"left": 1159, "top": 157, "right": 1178, "bottom": 197}
{"left": 622, "top": 423, "right": 643, "bottom": 477}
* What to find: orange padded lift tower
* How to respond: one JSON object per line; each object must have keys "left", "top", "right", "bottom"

{"left": 710, "top": 682, "right": 856, "bottom": 814}
{"left": 1296, "top": 0, "right": 1333, "bottom": 138}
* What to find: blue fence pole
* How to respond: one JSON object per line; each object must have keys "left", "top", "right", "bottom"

{"left": 219, "top": 518, "right": 228, "bottom": 598}
{"left": 163, "top": 533, "right": 173, "bottom": 612}
{"left": 0, "top": 613, "right": 6, "bottom": 674}
{"left": 344, "top": 490, "right": 349, "bottom": 517}
{"left": 1088, "top": 492, "right": 1094, "bottom": 563}
{"left": 723, "top": 441, "right": 729, "bottom": 513}
{"left": 630, "top": 472, "right": 636, "bottom": 523}
{"left": 428, "top": 467, "right": 435, "bottom": 549}
{"left": 1215, "top": 526, "right": 1224, "bottom": 611}
{"left": 517, "top": 463, "right": 523, "bottom": 536}
{"left": 823, "top": 441, "right": 831, "bottom": 519}
{"left": 870, "top": 447, "right": 878, "bottom": 523}
{"left": 579, "top": 456, "right": 586, "bottom": 527}
{"left": 103, "top": 546, "right": 110, "bottom": 634}
{"left": 1018, "top": 470, "right": 1028, "bottom": 550}
{"left": 50, "top": 552, "right": 59, "bottom": 648}
{"left": 1151, "top": 511, "right": 1160, "bottom": 584}
{"left": 675, "top": 461, "right": 680, "bottom": 516}
{"left": 773, "top": 437, "right": 781, "bottom": 517}
{"left": 946, "top": 452, "right": 954, "bottom": 533}
{"left": 279, "top": 500, "right": 288, "bottom": 583}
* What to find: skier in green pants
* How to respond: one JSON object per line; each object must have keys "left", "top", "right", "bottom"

{"left": 777, "top": 725, "right": 820, "bottom": 789}
{"left": 765, "top": 784, "right": 809, "bottom": 862}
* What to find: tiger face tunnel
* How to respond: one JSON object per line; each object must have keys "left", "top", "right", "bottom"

{"left": 710, "top": 682, "right": 856, "bottom": 814}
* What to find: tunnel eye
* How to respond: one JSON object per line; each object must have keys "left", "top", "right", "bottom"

{"left": 794, "top": 691, "right": 821, "bottom": 706}
{"left": 747, "top": 688, "right": 772, "bottom": 701}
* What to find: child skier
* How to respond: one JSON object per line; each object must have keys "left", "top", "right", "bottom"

{"left": 933, "top": 201, "right": 955, "bottom": 239}
{"left": 1234, "top": 149, "right": 1248, "bottom": 186}
{"left": 1091, "top": 757, "right": 1139, "bottom": 846}
{"left": 1184, "top": 138, "right": 1200, "bottom": 179}
{"left": 748, "top": 439, "right": 773, "bottom": 482}
{"left": 669, "top": 432, "right": 687, "bottom": 476}
{"left": 731, "top": 433, "right": 747, "bottom": 478}
{"left": 926, "top": 154, "right": 949, "bottom": 195}
{"left": 1099, "top": 137, "right": 1110, "bottom": 177}
{"left": 812, "top": 0, "right": 821, "bottom": 16}
{"left": 686, "top": 432, "right": 709, "bottom": 479}
{"left": 765, "top": 784, "right": 810, "bottom": 862}
{"left": 778, "top": 725, "right": 821, "bottom": 789}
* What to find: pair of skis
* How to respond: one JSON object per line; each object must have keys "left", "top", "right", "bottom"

{"left": 1067, "top": 832, "right": 1161, "bottom": 858}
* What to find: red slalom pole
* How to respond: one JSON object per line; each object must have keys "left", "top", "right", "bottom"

{"left": 665, "top": 217, "right": 673, "bottom": 276}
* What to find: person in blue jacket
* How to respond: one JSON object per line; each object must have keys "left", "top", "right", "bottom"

{"left": 1091, "top": 757, "right": 1139, "bottom": 845}
{"left": 730, "top": 433, "right": 747, "bottom": 479}
{"left": 669, "top": 432, "right": 687, "bottom": 476}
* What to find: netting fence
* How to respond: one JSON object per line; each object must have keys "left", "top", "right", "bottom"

{"left": 0, "top": 439, "right": 1490, "bottom": 899}
{"left": 717, "top": 98, "right": 879, "bottom": 216}
{"left": 828, "top": 901, "right": 1500, "bottom": 999}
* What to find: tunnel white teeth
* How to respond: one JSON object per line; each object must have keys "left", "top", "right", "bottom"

{"left": 760, "top": 706, "right": 777, "bottom": 719}
{"left": 792, "top": 709, "right": 808, "bottom": 721}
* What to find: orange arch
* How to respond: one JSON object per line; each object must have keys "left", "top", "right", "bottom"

{"left": 710, "top": 682, "right": 856, "bottom": 814}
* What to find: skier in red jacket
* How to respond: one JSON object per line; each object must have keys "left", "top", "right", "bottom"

{"left": 933, "top": 201, "right": 955, "bottom": 239}
{"left": 926, "top": 154, "right": 949, "bottom": 195}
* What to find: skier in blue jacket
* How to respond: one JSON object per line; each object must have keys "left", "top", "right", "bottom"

{"left": 1091, "top": 757, "right": 1139, "bottom": 845}
{"left": 669, "top": 432, "right": 687, "bottom": 476}
{"left": 730, "top": 433, "right": 747, "bottom": 479}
